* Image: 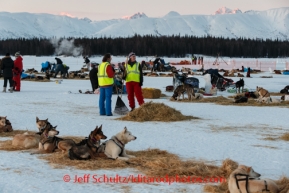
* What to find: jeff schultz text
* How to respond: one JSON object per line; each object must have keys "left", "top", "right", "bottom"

{"left": 68, "top": 174, "right": 226, "bottom": 184}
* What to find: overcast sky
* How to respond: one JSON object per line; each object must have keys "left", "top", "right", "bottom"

{"left": 1, "top": 0, "right": 288, "bottom": 21}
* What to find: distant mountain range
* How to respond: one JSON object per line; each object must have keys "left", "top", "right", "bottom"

{"left": 0, "top": 7, "right": 288, "bottom": 40}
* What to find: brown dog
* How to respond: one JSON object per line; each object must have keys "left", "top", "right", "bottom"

{"left": 228, "top": 165, "right": 279, "bottom": 193}
{"left": 36, "top": 117, "right": 53, "bottom": 132}
{"left": 256, "top": 86, "right": 270, "bottom": 98}
{"left": 68, "top": 125, "right": 107, "bottom": 160}
{"left": 0, "top": 116, "right": 13, "bottom": 132}
{"left": 223, "top": 71, "right": 229, "bottom": 76}
{"left": 12, "top": 131, "right": 41, "bottom": 148}
{"left": 31, "top": 125, "right": 61, "bottom": 154}
{"left": 171, "top": 84, "right": 195, "bottom": 101}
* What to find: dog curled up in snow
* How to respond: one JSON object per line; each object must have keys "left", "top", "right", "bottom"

{"left": 98, "top": 127, "right": 137, "bottom": 161}
{"left": 234, "top": 95, "right": 248, "bottom": 103}
{"left": 228, "top": 165, "right": 279, "bottom": 193}
{"left": 68, "top": 125, "right": 107, "bottom": 160}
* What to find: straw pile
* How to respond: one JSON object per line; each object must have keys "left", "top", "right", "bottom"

{"left": 40, "top": 148, "right": 237, "bottom": 178}
{"left": 280, "top": 133, "right": 289, "bottom": 141}
{"left": 177, "top": 96, "right": 289, "bottom": 107}
{"left": 117, "top": 102, "right": 197, "bottom": 122}
{"left": 142, "top": 88, "right": 161, "bottom": 99}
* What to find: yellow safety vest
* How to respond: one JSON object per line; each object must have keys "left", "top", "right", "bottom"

{"left": 98, "top": 62, "right": 114, "bottom": 86}
{"left": 125, "top": 62, "right": 140, "bottom": 83}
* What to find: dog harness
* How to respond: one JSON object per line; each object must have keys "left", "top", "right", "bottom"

{"left": 234, "top": 174, "right": 270, "bottom": 193}
{"left": 110, "top": 137, "right": 124, "bottom": 156}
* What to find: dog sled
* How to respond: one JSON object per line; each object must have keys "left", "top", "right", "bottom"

{"left": 204, "top": 68, "right": 234, "bottom": 91}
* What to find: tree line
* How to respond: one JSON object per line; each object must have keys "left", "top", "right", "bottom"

{"left": 0, "top": 35, "right": 288, "bottom": 58}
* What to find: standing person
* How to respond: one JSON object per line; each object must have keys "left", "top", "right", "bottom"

{"left": 98, "top": 53, "right": 114, "bottom": 116}
{"left": 123, "top": 52, "right": 144, "bottom": 111}
{"left": 246, "top": 67, "right": 251, "bottom": 77}
{"left": 13, "top": 52, "right": 23, "bottom": 91}
{"left": 54, "top": 57, "right": 64, "bottom": 78}
{"left": 83, "top": 56, "right": 90, "bottom": 71}
{"left": 0, "top": 58, "right": 2, "bottom": 77}
{"left": 89, "top": 63, "right": 99, "bottom": 92}
{"left": 1, "top": 53, "right": 14, "bottom": 93}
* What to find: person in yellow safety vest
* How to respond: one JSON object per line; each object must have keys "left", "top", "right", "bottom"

{"left": 123, "top": 52, "right": 144, "bottom": 111}
{"left": 98, "top": 53, "right": 115, "bottom": 116}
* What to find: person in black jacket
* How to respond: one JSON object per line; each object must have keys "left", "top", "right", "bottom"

{"left": 1, "top": 53, "right": 14, "bottom": 93}
{"left": 89, "top": 63, "right": 99, "bottom": 92}
{"left": 83, "top": 56, "right": 91, "bottom": 71}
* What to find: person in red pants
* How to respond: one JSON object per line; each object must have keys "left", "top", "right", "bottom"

{"left": 13, "top": 52, "right": 23, "bottom": 91}
{"left": 123, "top": 52, "right": 144, "bottom": 111}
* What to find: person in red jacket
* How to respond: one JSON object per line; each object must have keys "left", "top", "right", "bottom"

{"left": 13, "top": 52, "right": 23, "bottom": 91}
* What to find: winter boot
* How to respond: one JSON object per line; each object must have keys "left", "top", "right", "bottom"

{"left": 9, "top": 87, "right": 13, "bottom": 93}
{"left": 2, "top": 87, "right": 6, "bottom": 92}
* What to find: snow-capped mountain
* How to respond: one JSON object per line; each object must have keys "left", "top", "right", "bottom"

{"left": 122, "top": 12, "right": 148, "bottom": 20}
{"left": 0, "top": 7, "right": 288, "bottom": 40}
{"left": 214, "top": 7, "right": 242, "bottom": 14}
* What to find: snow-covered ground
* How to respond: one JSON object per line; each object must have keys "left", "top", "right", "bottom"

{"left": 0, "top": 56, "right": 288, "bottom": 193}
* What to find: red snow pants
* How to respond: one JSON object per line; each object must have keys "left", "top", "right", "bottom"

{"left": 13, "top": 75, "right": 21, "bottom": 91}
{"left": 126, "top": 81, "right": 144, "bottom": 109}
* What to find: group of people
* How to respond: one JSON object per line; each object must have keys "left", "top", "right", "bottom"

{"left": 97, "top": 52, "right": 144, "bottom": 116}
{"left": 0, "top": 52, "right": 23, "bottom": 93}
{"left": 191, "top": 55, "right": 203, "bottom": 65}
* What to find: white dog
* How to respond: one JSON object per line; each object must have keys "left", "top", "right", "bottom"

{"left": 257, "top": 97, "right": 281, "bottom": 104}
{"left": 203, "top": 74, "right": 212, "bottom": 94}
{"left": 100, "top": 127, "right": 137, "bottom": 161}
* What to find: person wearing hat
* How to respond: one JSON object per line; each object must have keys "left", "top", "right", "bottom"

{"left": 89, "top": 62, "right": 99, "bottom": 92}
{"left": 123, "top": 52, "right": 144, "bottom": 111}
{"left": 13, "top": 51, "right": 23, "bottom": 91}
{"left": 98, "top": 53, "right": 115, "bottom": 116}
{"left": 1, "top": 53, "right": 14, "bottom": 93}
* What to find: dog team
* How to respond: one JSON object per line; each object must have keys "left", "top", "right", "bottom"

{"left": 11, "top": 117, "right": 136, "bottom": 161}
{"left": 3, "top": 116, "right": 286, "bottom": 193}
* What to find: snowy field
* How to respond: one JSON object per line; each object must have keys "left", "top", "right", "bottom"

{"left": 0, "top": 56, "right": 289, "bottom": 193}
